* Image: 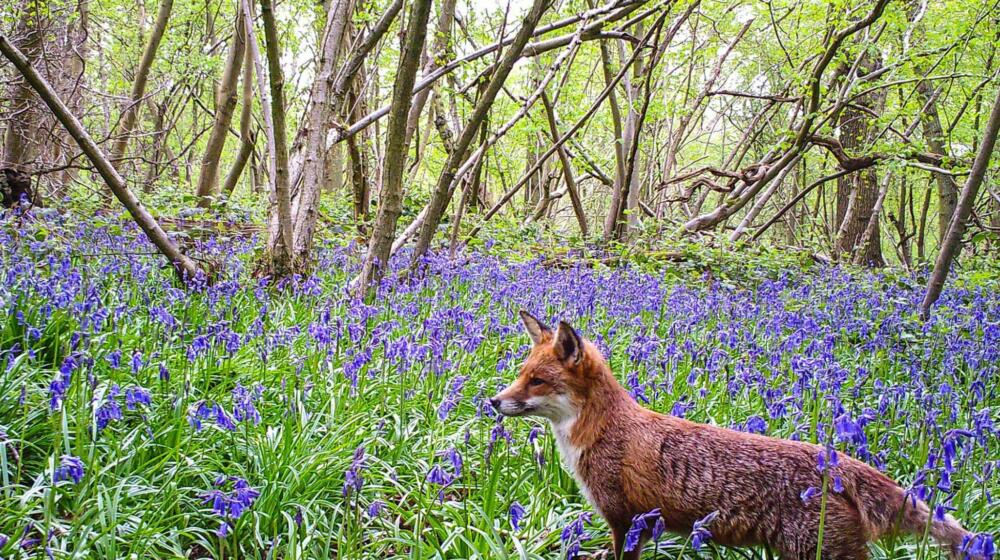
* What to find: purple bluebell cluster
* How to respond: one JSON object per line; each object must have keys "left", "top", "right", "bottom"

{"left": 560, "top": 512, "right": 593, "bottom": 559}
{"left": 343, "top": 446, "right": 366, "bottom": 497}
{"left": 200, "top": 476, "right": 260, "bottom": 537}
{"left": 0, "top": 214, "right": 996, "bottom": 557}
{"left": 690, "top": 510, "right": 718, "bottom": 551}
{"left": 53, "top": 455, "right": 84, "bottom": 484}
{"left": 623, "top": 508, "right": 662, "bottom": 551}
{"left": 509, "top": 501, "right": 526, "bottom": 530}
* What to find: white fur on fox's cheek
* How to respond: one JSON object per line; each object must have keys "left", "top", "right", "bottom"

{"left": 526, "top": 394, "right": 577, "bottom": 422}
{"left": 497, "top": 400, "right": 526, "bottom": 416}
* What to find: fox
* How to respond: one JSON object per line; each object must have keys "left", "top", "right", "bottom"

{"left": 490, "top": 311, "right": 983, "bottom": 560}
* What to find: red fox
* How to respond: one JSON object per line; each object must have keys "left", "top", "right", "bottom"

{"left": 490, "top": 311, "right": 981, "bottom": 560}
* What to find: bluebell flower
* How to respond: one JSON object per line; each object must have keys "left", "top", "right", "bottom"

{"left": 961, "top": 533, "right": 994, "bottom": 559}
{"left": 130, "top": 351, "right": 143, "bottom": 373}
{"left": 214, "top": 405, "right": 237, "bottom": 431}
{"left": 125, "top": 385, "right": 151, "bottom": 410}
{"left": 560, "top": 512, "right": 592, "bottom": 559}
{"left": 215, "top": 521, "right": 230, "bottom": 537}
{"left": 528, "top": 426, "right": 542, "bottom": 444}
{"left": 624, "top": 508, "right": 661, "bottom": 551}
{"left": 342, "top": 446, "right": 366, "bottom": 497}
{"left": 426, "top": 465, "right": 452, "bottom": 486}
{"left": 232, "top": 383, "right": 262, "bottom": 425}
{"left": 743, "top": 415, "right": 767, "bottom": 434}
{"left": 443, "top": 447, "right": 462, "bottom": 477}
{"left": 48, "top": 355, "right": 77, "bottom": 411}
{"left": 107, "top": 349, "right": 121, "bottom": 369}
{"left": 53, "top": 455, "right": 85, "bottom": 484}
{"left": 96, "top": 385, "right": 123, "bottom": 430}
{"left": 690, "top": 511, "right": 718, "bottom": 551}
{"left": 509, "top": 501, "right": 526, "bottom": 531}
{"left": 368, "top": 500, "right": 385, "bottom": 518}
{"left": 200, "top": 476, "right": 260, "bottom": 529}
{"left": 801, "top": 484, "right": 828, "bottom": 507}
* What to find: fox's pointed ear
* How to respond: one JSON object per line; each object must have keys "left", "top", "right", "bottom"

{"left": 553, "top": 321, "right": 583, "bottom": 365}
{"left": 519, "top": 310, "right": 551, "bottom": 346}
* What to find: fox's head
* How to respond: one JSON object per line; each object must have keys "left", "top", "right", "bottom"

{"left": 489, "top": 310, "right": 590, "bottom": 422}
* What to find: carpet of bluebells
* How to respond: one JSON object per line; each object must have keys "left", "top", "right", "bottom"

{"left": 0, "top": 214, "right": 997, "bottom": 559}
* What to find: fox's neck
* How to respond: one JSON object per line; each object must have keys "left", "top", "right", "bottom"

{"left": 567, "top": 358, "right": 640, "bottom": 450}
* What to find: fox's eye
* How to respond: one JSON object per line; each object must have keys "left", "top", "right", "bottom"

{"left": 528, "top": 378, "right": 545, "bottom": 387}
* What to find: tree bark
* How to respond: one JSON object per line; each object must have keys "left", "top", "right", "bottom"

{"left": 404, "top": 0, "right": 458, "bottom": 150}
{"left": 920, "top": 84, "right": 1000, "bottom": 319}
{"left": 289, "top": 0, "right": 353, "bottom": 254}
{"left": 914, "top": 73, "right": 958, "bottom": 241}
{"left": 597, "top": 34, "right": 627, "bottom": 241}
{"left": 2, "top": 0, "right": 45, "bottom": 171}
{"left": 259, "top": 0, "right": 295, "bottom": 275}
{"left": 0, "top": 34, "right": 201, "bottom": 280}
{"left": 409, "top": 0, "right": 551, "bottom": 265}
{"left": 222, "top": 42, "right": 256, "bottom": 197}
{"left": 833, "top": 52, "right": 885, "bottom": 267}
{"left": 353, "top": 0, "right": 434, "bottom": 295}
{"left": 541, "top": 91, "right": 588, "bottom": 236}
{"left": 110, "top": 0, "right": 174, "bottom": 166}
{"left": 283, "top": 0, "right": 403, "bottom": 264}
{"left": 196, "top": 7, "right": 246, "bottom": 206}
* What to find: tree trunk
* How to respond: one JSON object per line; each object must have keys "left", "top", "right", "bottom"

{"left": 282, "top": 0, "right": 403, "bottom": 263}
{"left": 2, "top": 0, "right": 45, "bottom": 172}
{"left": 833, "top": 53, "right": 885, "bottom": 267}
{"left": 353, "top": 0, "right": 434, "bottom": 295}
{"left": 347, "top": 80, "right": 371, "bottom": 227}
{"left": 259, "top": 0, "right": 295, "bottom": 275}
{"left": 289, "top": 0, "right": 353, "bottom": 256}
{"left": 404, "top": 0, "right": 458, "bottom": 150}
{"left": 110, "top": 0, "right": 174, "bottom": 167}
{"left": 597, "top": 36, "right": 627, "bottom": 241}
{"left": 196, "top": 7, "right": 246, "bottom": 206}
{"left": 920, "top": 84, "right": 1000, "bottom": 319}
{"left": 409, "top": 0, "right": 550, "bottom": 265}
{"left": 222, "top": 43, "right": 256, "bottom": 197}
{"left": 914, "top": 73, "right": 958, "bottom": 242}
{"left": 0, "top": 34, "right": 201, "bottom": 280}
{"left": 541, "top": 91, "right": 588, "bottom": 236}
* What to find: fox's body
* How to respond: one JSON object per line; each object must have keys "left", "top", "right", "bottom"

{"left": 491, "top": 312, "right": 977, "bottom": 560}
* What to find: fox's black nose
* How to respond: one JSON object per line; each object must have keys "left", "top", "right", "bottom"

{"left": 489, "top": 398, "right": 501, "bottom": 410}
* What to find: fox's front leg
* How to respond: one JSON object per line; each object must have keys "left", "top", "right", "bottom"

{"left": 610, "top": 524, "right": 643, "bottom": 560}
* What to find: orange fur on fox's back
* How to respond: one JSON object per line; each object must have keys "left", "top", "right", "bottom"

{"left": 491, "top": 312, "right": 975, "bottom": 560}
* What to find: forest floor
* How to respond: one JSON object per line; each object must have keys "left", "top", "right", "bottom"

{"left": 0, "top": 213, "right": 997, "bottom": 559}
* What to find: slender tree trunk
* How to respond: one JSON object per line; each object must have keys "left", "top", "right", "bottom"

{"left": 2, "top": 0, "right": 45, "bottom": 171}
{"left": 0, "top": 35, "right": 201, "bottom": 280}
{"left": 259, "top": 0, "right": 295, "bottom": 275}
{"left": 353, "top": 0, "right": 434, "bottom": 295}
{"left": 196, "top": 7, "right": 246, "bottom": 206}
{"left": 404, "top": 0, "right": 457, "bottom": 150}
{"left": 410, "top": 0, "right": 550, "bottom": 265}
{"left": 222, "top": 43, "right": 256, "bottom": 197}
{"left": 833, "top": 52, "right": 885, "bottom": 266}
{"left": 853, "top": 172, "right": 892, "bottom": 265}
{"left": 284, "top": 0, "right": 403, "bottom": 263}
{"left": 914, "top": 74, "right": 958, "bottom": 241}
{"left": 541, "top": 91, "right": 588, "bottom": 236}
{"left": 289, "top": 0, "right": 353, "bottom": 255}
{"left": 597, "top": 36, "right": 627, "bottom": 241}
{"left": 110, "top": 0, "right": 174, "bottom": 166}
{"left": 920, "top": 85, "right": 1000, "bottom": 319}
